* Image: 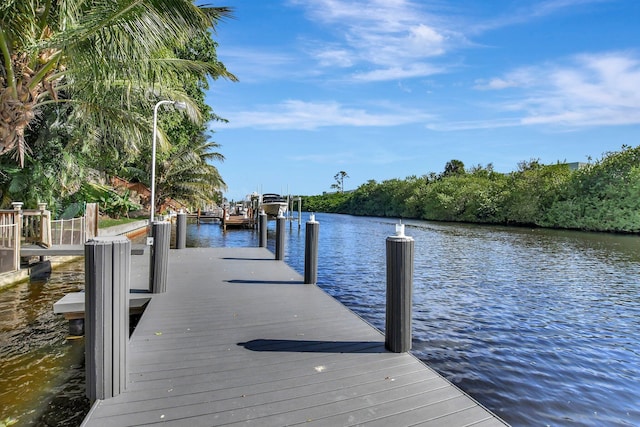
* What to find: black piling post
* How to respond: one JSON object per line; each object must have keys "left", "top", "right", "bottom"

{"left": 69, "top": 318, "right": 84, "bottom": 336}
{"left": 150, "top": 221, "right": 171, "bottom": 293}
{"left": 175, "top": 211, "right": 187, "bottom": 249}
{"left": 304, "top": 215, "right": 319, "bottom": 284}
{"left": 275, "top": 215, "right": 286, "bottom": 260}
{"left": 259, "top": 212, "right": 267, "bottom": 248}
{"left": 84, "top": 236, "right": 130, "bottom": 401}
{"left": 385, "top": 222, "right": 414, "bottom": 353}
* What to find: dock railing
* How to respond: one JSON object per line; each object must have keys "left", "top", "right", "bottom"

{"left": 0, "top": 202, "right": 99, "bottom": 275}
{"left": 51, "top": 216, "right": 86, "bottom": 246}
{"left": 19, "top": 202, "right": 98, "bottom": 248}
{"left": 21, "top": 203, "right": 52, "bottom": 248}
{"left": 0, "top": 210, "right": 19, "bottom": 274}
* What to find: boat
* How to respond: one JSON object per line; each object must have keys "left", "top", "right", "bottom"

{"left": 260, "top": 193, "right": 288, "bottom": 217}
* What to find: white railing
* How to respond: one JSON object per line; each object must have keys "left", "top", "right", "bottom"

{"left": 0, "top": 222, "right": 19, "bottom": 274}
{"left": 0, "top": 202, "right": 98, "bottom": 275}
{"left": 51, "top": 217, "right": 86, "bottom": 246}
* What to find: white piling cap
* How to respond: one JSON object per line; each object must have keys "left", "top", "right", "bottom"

{"left": 395, "top": 220, "right": 405, "bottom": 237}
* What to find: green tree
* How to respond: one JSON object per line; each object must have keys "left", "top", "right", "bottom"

{"left": 543, "top": 146, "right": 640, "bottom": 232}
{"left": 154, "top": 138, "right": 226, "bottom": 211}
{"left": 503, "top": 160, "right": 571, "bottom": 226}
{"left": 0, "top": 0, "right": 235, "bottom": 167}
{"left": 136, "top": 32, "right": 229, "bottom": 211}
{"left": 441, "top": 159, "right": 465, "bottom": 178}
{"left": 301, "top": 146, "right": 640, "bottom": 233}
{"left": 332, "top": 171, "right": 349, "bottom": 193}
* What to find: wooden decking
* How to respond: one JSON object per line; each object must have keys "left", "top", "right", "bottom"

{"left": 222, "top": 215, "right": 255, "bottom": 230}
{"left": 82, "top": 247, "right": 507, "bottom": 426}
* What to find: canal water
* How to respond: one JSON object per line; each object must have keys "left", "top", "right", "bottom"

{"left": 0, "top": 260, "right": 89, "bottom": 426}
{"left": 1, "top": 213, "right": 639, "bottom": 426}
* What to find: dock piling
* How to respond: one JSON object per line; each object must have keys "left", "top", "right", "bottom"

{"left": 150, "top": 221, "right": 170, "bottom": 293}
{"left": 259, "top": 212, "right": 267, "bottom": 248}
{"left": 385, "top": 222, "right": 414, "bottom": 353}
{"left": 275, "top": 215, "right": 285, "bottom": 260}
{"left": 175, "top": 212, "right": 186, "bottom": 249}
{"left": 84, "top": 236, "right": 130, "bottom": 401}
{"left": 304, "top": 215, "right": 319, "bottom": 284}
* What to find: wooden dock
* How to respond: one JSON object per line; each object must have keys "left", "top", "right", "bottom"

{"left": 221, "top": 214, "right": 255, "bottom": 230}
{"left": 82, "top": 247, "right": 507, "bottom": 426}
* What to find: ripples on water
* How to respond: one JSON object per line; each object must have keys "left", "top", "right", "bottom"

{"left": 406, "top": 223, "right": 640, "bottom": 426}
{"left": 0, "top": 260, "right": 89, "bottom": 426}
{"left": 3, "top": 215, "right": 639, "bottom": 426}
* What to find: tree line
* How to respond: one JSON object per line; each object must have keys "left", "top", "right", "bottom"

{"left": 0, "top": 1, "right": 234, "bottom": 217}
{"left": 303, "top": 145, "right": 640, "bottom": 233}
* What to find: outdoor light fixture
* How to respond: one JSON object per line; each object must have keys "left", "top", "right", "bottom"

{"left": 150, "top": 100, "right": 187, "bottom": 224}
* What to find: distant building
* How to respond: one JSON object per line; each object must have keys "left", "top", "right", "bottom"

{"left": 565, "top": 162, "right": 588, "bottom": 171}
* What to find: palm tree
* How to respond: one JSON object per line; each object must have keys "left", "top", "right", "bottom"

{"left": 154, "top": 137, "right": 227, "bottom": 211}
{"left": 0, "top": 0, "right": 235, "bottom": 167}
{"left": 333, "top": 171, "right": 349, "bottom": 193}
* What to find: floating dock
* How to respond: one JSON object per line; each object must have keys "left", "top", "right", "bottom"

{"left": 82, "top": 247, "right": 507, "bottom": 426}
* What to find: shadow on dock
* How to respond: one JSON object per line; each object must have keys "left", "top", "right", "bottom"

{"left": 226, "top": 279, "right": 305, "bottom": 285}
{"left": 238, "top": 339, "right": 386, "bottom": 353}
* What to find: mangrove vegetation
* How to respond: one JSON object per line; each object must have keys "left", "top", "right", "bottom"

{"left": 303, "top": 145, "right": 640, "bottom": 234}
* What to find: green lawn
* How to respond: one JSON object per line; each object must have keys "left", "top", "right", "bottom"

{"left": 98, "top": 217, "right": 147, "bottom": 229}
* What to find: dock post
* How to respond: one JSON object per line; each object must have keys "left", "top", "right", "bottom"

{"left": 11, "top": 202, "right": 22, "bottom": 271}
{"left": 259, "top": 212, "right": 267, "bottom": 247}
{"left": 85, "top": 236, "right": 130, "bottom": 401}
{"left": 304, "top": 214, "right": 319, "bottom": 284}
{"left": 275, "top": 214, "right": 285, "bottom": 260}
{"left": 385, "top": 221, "right": 414, "bottom": 353}
{"left": 150, "top": 221, "right": 171, "bottom": 293}
{"left": 176, "top": 211, "right": 187, "bottom": 249}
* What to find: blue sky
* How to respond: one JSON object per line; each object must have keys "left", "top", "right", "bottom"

{"left": 205, "top": 0, "right": 640, "bottom": 201}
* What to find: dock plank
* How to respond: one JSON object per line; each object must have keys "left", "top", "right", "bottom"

{"left": 83, "top": 247, "right": 507, "bottom": 426}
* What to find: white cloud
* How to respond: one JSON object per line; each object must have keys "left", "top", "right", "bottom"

{"left": 409, "top": 24, "right": 445, "bottom": 52}
{"left": 474, "top": 68, "right": 541, "bottom": 90}
{"left": 315, "top": 47, "right": 355, "bottom": 68}
{"left": 353, "top": 63, "right": 444, "bottom": 82}
{"left": 474, "top": 51, "right": 640, "bottom": 127}
{"left": 216, "top": 47, "right": 295, "bottom": 82}
{"left": 426, "top": 118, "right": 524, "bottom": 132}
{"left": 468, "top": 0, "right": 611, "bottom": 34}
{"left": 289, "top": 0, "right": 462, "bottom": 81}
{"left": 218, "top": 99, "right": 433, "bottom": 130}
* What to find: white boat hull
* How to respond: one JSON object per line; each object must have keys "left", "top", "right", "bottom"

{"left": 261, "top": 202, "right": 288, "bottom": 217}
{"left": 260, "top": 193, "right": 288, "bottom": 217}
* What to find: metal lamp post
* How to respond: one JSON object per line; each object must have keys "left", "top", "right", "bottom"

{"left": 150, "top": 100, "right": 187, "bottom": 224}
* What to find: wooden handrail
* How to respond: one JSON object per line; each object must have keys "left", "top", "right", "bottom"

{"left": 21, "top": 209, "right": 52, "bottom": 248}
